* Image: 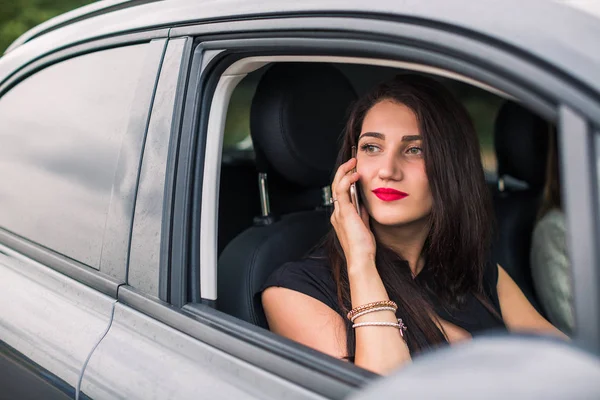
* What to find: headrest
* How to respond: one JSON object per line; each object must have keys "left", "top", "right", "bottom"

{"left": 250, "top": 63, "right": 357, "bottom": 188}
{"left": 494, "top": 101, "right": 551, "bottom": 191}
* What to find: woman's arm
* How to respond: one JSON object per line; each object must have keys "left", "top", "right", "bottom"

{"left": 331, "top": 157, "right": 411, "bottom": 373}
{"left": 262, "top": 287, "right": 348, "bottom": 359}
{"left": 346, "top": 260, "right": 412, "bottom": 373}
{"left": 497, "top": 264, "right": 568, "bottom": 339}
{"left": 263, "top": 158, "right": 411, "bottom": 375}
{"left": 262, "top": 262, "right": 410, "bottom": 374}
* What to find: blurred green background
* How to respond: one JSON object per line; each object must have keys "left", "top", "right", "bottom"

{"left": 0, "top": 0, "right": 94, "bottom": 54}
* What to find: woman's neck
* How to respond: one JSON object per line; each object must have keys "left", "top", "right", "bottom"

{"left": 371, "top": 218, "right": 430, "bottom": 276}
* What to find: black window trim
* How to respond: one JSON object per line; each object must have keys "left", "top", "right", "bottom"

{"left": 161, "top": 37, "right": 201, "bottom": 306}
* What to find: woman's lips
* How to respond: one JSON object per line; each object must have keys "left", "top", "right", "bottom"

{"left": 372, "top": 188, "right": 409, "bottom": 201}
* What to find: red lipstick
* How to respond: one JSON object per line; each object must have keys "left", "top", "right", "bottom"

{"left": 372, "top": 188, "right": 409, "bottom": 201}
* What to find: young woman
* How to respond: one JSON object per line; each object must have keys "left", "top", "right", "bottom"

{"left": 261, "top": 74, "right": 565, "bottom": 375}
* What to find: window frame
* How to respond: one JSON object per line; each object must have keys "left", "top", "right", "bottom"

{"left": 127, "top": 36, "right": 193, "bottom": 300}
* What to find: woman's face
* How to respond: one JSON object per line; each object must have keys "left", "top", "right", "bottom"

{"left": 356, "top": 100, "right": 433, "bottom": 227}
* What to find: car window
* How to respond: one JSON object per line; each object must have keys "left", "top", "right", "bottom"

{"left": 215, "top": 60, "right": 574, "bottom": 342}
{"left": 223, "top": 71, "right": 262, "bottom": 153}
{"left": 446, "top": 80, "right": 503, "bottom": 174}
{"left": 0, "top": 44, "right": 149, "bottom": 269}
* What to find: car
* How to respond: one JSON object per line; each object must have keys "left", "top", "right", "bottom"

{"left": 1, "top": 0, "right": 600, "bottom": 399}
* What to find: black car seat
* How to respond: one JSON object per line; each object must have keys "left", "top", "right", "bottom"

{"left": 217, "top": 63, "right": 357, "bottom": 327}
{"left": 492, "top": 101, "right": 551, "bottom": 310}
{"left": 218, "top": 153, "right": 260, "bottom": 256}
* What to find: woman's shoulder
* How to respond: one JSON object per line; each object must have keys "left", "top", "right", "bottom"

{"left": 260, "top": 248, "right": 340, "bottom": 312}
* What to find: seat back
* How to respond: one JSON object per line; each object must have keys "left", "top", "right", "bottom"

{"left": 217, "top": 63, "right": 357, "bottom": 326}
{"left": 492, "top": 101, "right": 550, "bottom": 308}
{"left": 218, "top": 154, "right": 260, "bottom": 256}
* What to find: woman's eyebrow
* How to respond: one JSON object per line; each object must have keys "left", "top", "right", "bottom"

{"left": 358, "top": 133, "right": 422, "bottom": 141}
{"left": 358, "top": 132, "right": 385, "bottom": 140}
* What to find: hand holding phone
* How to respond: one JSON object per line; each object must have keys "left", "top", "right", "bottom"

{"left": 330, "top": 147, "right": 375, "bottom": 270}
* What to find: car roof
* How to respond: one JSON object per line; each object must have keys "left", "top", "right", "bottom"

{"left": 3, "top": 0, "right": 157, "bottom": 54}
{"left": 1, "top": 0, "right": 599, "bottom": 95}
{"left": 558, "top": 0, "right": 600, "bottom": 19}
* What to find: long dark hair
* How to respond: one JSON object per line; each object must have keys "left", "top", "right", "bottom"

{"left": 538, "top": 128, "right": 561, "bottom": 219}
{"left": 323, "top": 74, "right": 495, "bottom": 357}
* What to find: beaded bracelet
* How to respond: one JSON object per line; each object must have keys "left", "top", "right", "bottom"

{"left": 349, "top": 306, "right": 397, "bottom": 322}
{"left": 353, "top": 318, "right": 408, "bottom": 338}
{"left": 347, "top": 300, "right": 397, "bottom": 321}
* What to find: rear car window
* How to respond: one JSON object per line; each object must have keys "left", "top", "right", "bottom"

{"left": 0, "top": 44, "right": 148, "bottom": 268}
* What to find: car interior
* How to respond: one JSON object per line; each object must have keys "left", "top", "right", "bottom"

{"left": 214, "top": 61, "right": 560, "bottom": 332}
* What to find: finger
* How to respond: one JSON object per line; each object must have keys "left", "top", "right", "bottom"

{"left": 331, "top": 158, "right": 357, "bottom": 194}
{"left": 333, "top": 175, "right": 360, "bottom": 220}
{"left": 334, "top": 172, "right": 360, "bottom": 204}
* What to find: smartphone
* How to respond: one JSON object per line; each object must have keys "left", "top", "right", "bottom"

{"left": 350, "top": 146, "right": 361, "bottom": 216}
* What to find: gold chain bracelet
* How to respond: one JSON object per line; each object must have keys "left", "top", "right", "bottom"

{"left": 347, "top": 300, "right": 398, "bottom": 321}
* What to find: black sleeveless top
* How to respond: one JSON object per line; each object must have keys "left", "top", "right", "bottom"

{"left": 260, "top": 248, "right": 506, "bottom": 353}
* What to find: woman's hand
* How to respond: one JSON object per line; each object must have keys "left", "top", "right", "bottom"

{"left": 330, "top": 158, "right": 376, "bottom": 271}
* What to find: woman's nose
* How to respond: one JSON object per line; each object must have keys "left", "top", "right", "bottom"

{"left": 377, "top": 153, "right": 403, "bottom": 181}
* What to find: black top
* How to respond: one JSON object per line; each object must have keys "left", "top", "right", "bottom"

{"left": 260, "top": 248, "right": 506, "bottom": 353}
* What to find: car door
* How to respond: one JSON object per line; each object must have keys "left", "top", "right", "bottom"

{"left": 0, "top": 33, "right": 167, "bottom": 399}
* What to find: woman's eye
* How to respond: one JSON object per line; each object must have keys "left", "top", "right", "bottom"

{"left": 406, "top": 146, "right": 423, "bottom": 155}
{"left": 360, "top": 144, "right": 380, "bottom": 154}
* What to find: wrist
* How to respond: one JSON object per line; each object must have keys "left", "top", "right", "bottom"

{"left": 347, "top": 257, "right": 377, "bottom": 277}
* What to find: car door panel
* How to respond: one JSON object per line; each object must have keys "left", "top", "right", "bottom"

{"left": 0, "top": 247, "right": 115, "bottom": 396}
{"left": 79, "top": 302, "right": 325, "bottom": 400}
